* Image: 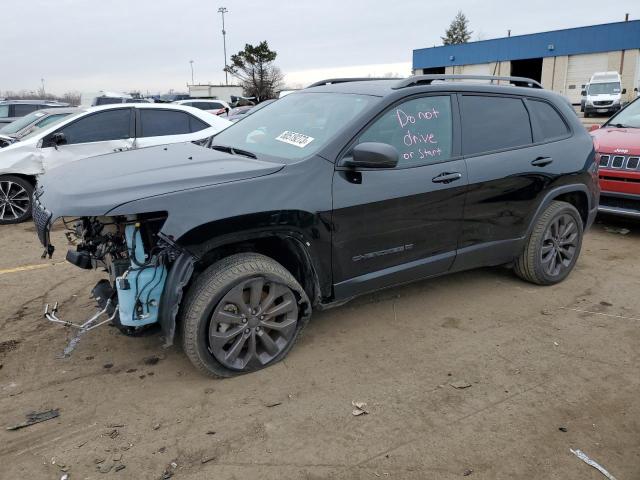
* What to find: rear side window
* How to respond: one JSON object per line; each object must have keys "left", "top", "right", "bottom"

{"left": 528, "top": 99, "right": 569, "bottom": 141}
{"left": 0, "top": 105, "right": 8, "bottom": 118}
{"left": 357, "top": 95, "right": 453, "bottom": 166}
{"left": 57, "top": 109, "right": 131, "bottom": 144}
{"left": 13, "top": 104, "right": 40, "bottom": 116}
{"left": 140, "top": 109, "right": 205, "bottom": 137}
{"left": 189, "top": 116, "right": 209, "bottom": 132}
{"left": 461, "top": 96, "right": 532, "bottom": 156}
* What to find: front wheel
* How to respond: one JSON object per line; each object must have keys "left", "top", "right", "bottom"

{"left": 514, "top": 201, "right": 583, "bottom": 285}
{"left": 0, "top": 175, "right": 33, "bottom": 225}
{"left": 180, "top": 253, "right": 311, "bottom": 377}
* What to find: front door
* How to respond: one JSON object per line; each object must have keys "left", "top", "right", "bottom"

{"left": 331, "top": 94, "right": 467, "bottom": 299}
{"left": 42, "top": 108, "right": 134, "bottom": 170}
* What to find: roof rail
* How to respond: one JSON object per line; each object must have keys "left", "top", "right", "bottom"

{"left": 394, "top": 75, "right": 543, "bottom": 89}
{"left": 307, "top": 77, "right": 397, "bottom": 88}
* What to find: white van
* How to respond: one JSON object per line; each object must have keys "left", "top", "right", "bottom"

{"left": 581, "top": 72, "right": 626, "bottom": 117}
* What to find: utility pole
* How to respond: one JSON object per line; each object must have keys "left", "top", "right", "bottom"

{"left": 218, "top": 7, "right": 229, "bottom": 85}
{"left": 189, "top": 60, "right": 194, "bottom": 85}
{"left": 41, "top": 78, "right": 45, "bottom": 97}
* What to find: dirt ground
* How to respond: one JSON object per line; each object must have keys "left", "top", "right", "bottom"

{"left": 1, "top": 210, "right": 639, "bottom": 480}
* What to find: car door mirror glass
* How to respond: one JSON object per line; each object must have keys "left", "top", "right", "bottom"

{"left": 344, "top": 142, "right": 398, "bottom": 168}
{"left": 51, "top": 132, "right": 67, "bottom": 146}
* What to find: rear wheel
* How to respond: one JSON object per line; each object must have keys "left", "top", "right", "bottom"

{"left": 514, "top": 201, "right": 583, "bottom": 285}
{"left": 0, "top": 175, "right": 33, "bottom": 225}
{"left": 180, "top": 253, "right": 311, "bottom": 377}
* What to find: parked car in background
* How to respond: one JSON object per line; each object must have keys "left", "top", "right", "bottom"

{"left": 226, "top": 99, "right": 276, "bottom": 122}
{"left": 582, "top": 72, "right": 625, "bottom": 117}
{"left": 0, "top": 103, "right": 231, "bottom": 224}
{"left": 80, "top": 91, "right": 151, "bottom": 106}
{"left": 0, "top": 108, "right": 82, "bottom": 148}
{"left": 32, "top": 75, "right": 598, "bottom": 377}
{"left": 0, "top": 100, "right": 69, "bottom": 125}
{"left": 591, "top": 96, "right": 640, "bottom": 218}
{"left": 158, "top": 93, "right": 190, "bottom": 103}
{"left": 173, "top": 99, "right": 231, "bottom": 116}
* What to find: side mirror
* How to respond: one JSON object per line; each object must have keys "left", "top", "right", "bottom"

{"left": 622, "top": 88, "right": 627, "bottom": 94}
{"left": 581, "top": 90, "right": 587, "bottom": 96}
{"left": 51, "top": 132, "right": 67, "bottom": 146}
{"left": 588, "top": 125, "right": 600, "bottom": 132}
{"left": 344, "top": 142, "right": 399, "bottom": 169}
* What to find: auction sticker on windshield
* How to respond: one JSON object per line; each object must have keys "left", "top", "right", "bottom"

{"left": 275, "top": 131, "right": 314, "bottom": 148}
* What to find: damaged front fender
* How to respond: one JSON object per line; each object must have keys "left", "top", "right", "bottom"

{"left": 158, "top": 250, "right": 196, "bottom": 346}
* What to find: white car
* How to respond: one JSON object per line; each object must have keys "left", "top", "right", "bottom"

{"left": 0, "top": 103, "right": 231, "bottom": 224}
{"left": 173, "top": 99, "right": 231, "bottom": 116}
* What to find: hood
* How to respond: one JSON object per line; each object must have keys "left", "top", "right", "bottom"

{"left": 37, "top": 142, "right": 285, "bottom": 217}
{"left": 590, "top": 127, "right": 640, "bottom": 156}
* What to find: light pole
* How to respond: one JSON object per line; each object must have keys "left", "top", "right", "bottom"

{"left": 218, "top": 7, "right": 229, "bottom": 85}
{"left": 41, "top": 78, "right": 45, "bottom": 97}
{"left": 189, "top": 60, "right": 194, "bottom": 85}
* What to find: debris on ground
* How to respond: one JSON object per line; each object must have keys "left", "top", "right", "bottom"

{"left": 153, "top": 423, "right": 161, "bottom": 430}
{"left": 0, "top": 339, "right": 21, "bottom": 353}
{"left": 600, "top": 301, "right": 613, "bottom": 307}
{"left": 103, "top": 363, "right": 114, "bottom": 369}
{"left": 201, "top": 455, "right": 216, "bottom": 464}
{"left": 143, "top": 355, "right": 161, "bottom": 365}
{"left": 114, "top": 464, "right": 126, "bottom": 472}
{"left": 206, "top": 430, "right": 216, "bottom": 435}
{"left": 60, "top": 474, "right": 69, "bottom": 480}
{"left": 265, "top": 401, "right": 282, "bottom": 408}
{"left": 449, "top": 380, "right": 472, "bottom": 389}
{"left": 352, "top": 401, "right": 369, "bottom": 416}
{"left": 463, "top": 468, "right": 474, "bottom": 476}
{"left": 604, "top": 226, "right": 630, "bottom": 235}
{"left": 541, "top": 309, "right": 553, "bottom": 315}
{"left": 7, "top": 408, "right": 60, "bottom": 430}
{"left": 570, "top": 448, "right": 618, "bottom": 480}
{"left": 559, "top": 426, "right": 568, "bottom": 432}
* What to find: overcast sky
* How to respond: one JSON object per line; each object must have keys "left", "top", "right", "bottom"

{"left": 2, "top": 0, "right": 639, "bottom": 95}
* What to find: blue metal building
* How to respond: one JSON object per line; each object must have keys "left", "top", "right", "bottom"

{"left": 412, "top": 20, "right": 640, "bottom": 104}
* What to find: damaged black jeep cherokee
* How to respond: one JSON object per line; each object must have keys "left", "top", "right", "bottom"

{"left": 33, "top": 75, "right": 599, "bottom": 377}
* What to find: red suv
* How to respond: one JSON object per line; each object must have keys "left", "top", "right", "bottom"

{"left": 591, "top": 97, "right": 640, "bottom": 218}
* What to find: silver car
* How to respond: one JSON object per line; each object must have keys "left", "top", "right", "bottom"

{"left": 0, "top": 100, "right": 69, "bottom": 125}
{"left": 0, "top": 108, "right": 82, "bottom": 148}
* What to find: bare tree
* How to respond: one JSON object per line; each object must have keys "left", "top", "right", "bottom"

{"left": 225, "top": 41, "right": 284, "bottom": 101}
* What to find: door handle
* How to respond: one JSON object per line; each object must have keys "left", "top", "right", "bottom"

{"left": 531, "top": 156, "right": 553, "bottom": 167}
{"left": 432, "top": 172, "right": 462, "bottom": 184}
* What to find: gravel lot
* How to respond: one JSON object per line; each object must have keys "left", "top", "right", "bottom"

{"left": 1, "top": 210, "right": 639, "bottom": 479}
{"left": 1, "top": 113, "right": 638, "bottom": 479}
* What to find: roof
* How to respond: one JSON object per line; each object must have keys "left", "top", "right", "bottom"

{"left": 413, "top": 20, "right": 640, "bottom": 69}
{"left": 0, "top": 100, "right": 69, "bottom": 106}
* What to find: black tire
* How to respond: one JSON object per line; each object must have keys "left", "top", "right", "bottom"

{"left": 584, "top": 111, "right": 590, "bottom": 118}
{"left": 0, "top": 175, "right": 33, "bottom": 225}
{"left": 180, "top": 253, "right": 311, "bottom": 378}
{"left": 514, "top": 201, "right": 583, "bottom": 286}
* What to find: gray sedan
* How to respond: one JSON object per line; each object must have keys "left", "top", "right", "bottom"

{"left": 0, "top": 108, "right": 82, "bottom": 148}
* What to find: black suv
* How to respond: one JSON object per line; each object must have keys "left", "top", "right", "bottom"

{"left": 33, "top": 75, "right": 599, "bottom": 377}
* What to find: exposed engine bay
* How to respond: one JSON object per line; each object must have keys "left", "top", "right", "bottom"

{"left": 62, "top": 214, "right": 177, "bottom": 333}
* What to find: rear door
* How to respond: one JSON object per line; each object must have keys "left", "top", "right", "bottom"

{"left": 41, "top": 108, "right": 135, "bottom": 170}
{"left": 454, "top": 94, "right": 570, "bottom": 269}
{"left": 134, "top": 108, "right": 212, "bottom": 148}
{"left": 332, "top": 94, "right": 468, "bottom": 298}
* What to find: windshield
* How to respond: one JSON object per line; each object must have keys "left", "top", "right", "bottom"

{"left": 212, "top": 92, "right": 378, "bottom": 160}
{"left": 0, "top": 111, "right": 46, "bottom": 134}
{"left": 607, "top": 98, "right": 640, "bottom": 128}
{"left": 588, "top": 82, "right": 621, "bottom": 96}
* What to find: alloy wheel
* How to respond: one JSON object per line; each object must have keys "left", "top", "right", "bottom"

{"left": 540, "top": 213, "right": 578, "bottom": 277}
{"left": 208, "top": 277, "right": 299, "bottom": 371}
{"left": 0, "top": 180, "right": 30, "bottom": 222}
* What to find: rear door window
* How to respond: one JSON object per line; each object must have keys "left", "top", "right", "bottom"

{"left": 56, "top": 109, "right": 132, "bottom": 144}
{"left": 356, "top": 95, "right": 453, "bottom": 166}
{"left": 13, "top": 104, "right": 40, "bottom": 117}
{"left": 139, "top": 109, "right": 192, "bottom": 137}
{"left": 527, "top": 99, "right": 570, "bottom": 141}
{"left": 461, "top": 95, "right": 532, "bottom": 156}
{"left": 189, "top": 116, "right": 209, "bottom": 132}
{"left": 0, "top": 105, "right": 8, "bottom": 118}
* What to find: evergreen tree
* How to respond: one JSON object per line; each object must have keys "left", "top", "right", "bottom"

{"left": 441, "top": 11, "right": 472, "bottom": 45}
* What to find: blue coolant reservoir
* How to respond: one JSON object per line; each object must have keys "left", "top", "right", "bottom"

{"left": 116, "top": 224, "right": 167, "bottom": 327}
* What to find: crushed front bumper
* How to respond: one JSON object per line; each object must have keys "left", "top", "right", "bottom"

{"left": 32, "top": 191, "right": 54, "bottom": 256}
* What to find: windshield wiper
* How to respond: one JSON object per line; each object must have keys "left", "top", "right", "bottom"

{"left": 210, "top": 144, "right": 257, "bottom": 159}
{"left": 611, "top": 123, "right": 633, "bottom": 128}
